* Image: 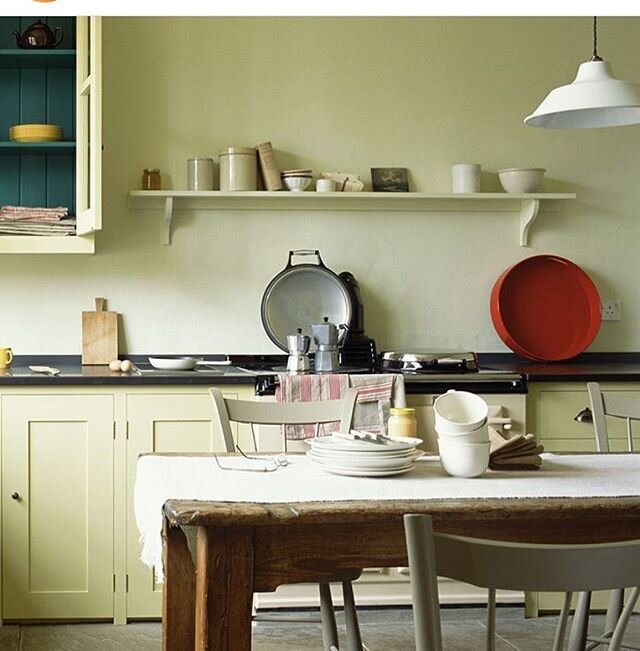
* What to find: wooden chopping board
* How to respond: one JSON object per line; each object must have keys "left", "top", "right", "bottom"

{"left": 82, "top": 297, "right": 118, "bottom": 365}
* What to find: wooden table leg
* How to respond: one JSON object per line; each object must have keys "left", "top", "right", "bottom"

{"left": 195, "top": 525, "right": 254, "bottom": 651}
{"left": 163, "top": 522, "right": 196, "bottom": 651}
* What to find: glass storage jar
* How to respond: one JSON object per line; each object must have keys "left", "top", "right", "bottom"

{"left": 387, "top": 407, "right": 417, "bottom": 438}
{"left": 219, "top": 147, "right": 257, "bottom": 191}
{"left": 142, "top": 168, "right": 161, "bottom": 190}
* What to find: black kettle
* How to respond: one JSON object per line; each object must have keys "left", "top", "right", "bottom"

{"left": 13, "top": 21, "right": 64, "bottom": 49}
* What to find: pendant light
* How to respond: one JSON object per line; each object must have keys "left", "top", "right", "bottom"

{"left": 524, "top": 17, "right": 640, "bottom": 129}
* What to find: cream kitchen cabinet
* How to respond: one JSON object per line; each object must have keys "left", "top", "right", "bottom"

{"left": 124, "top": 388, "right": 252, "bottom": 619}
{"left": 0, "top": 16, "right": 102, "bottom": 254}
{"left": 1, "top": 392, "right": 114, "bottom": 620}
{"left": 527, "top": 381, "right": 640, "bottom": 453}
{"left": 527, "top": 380, "right": 640, "bottom": 614}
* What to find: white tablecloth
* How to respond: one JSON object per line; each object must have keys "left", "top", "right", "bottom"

{"left": 134, "top": 453, "right": 640, "bottom": 581}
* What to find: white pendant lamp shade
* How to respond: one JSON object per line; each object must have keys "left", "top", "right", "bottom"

{"left": 525, "top": 60, "right": 640, "bottom": 129}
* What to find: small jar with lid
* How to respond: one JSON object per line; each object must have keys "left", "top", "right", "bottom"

{"left": 142, "top": 168, "right": 161, "bottom": 190}
{"left": 219, "top": 147, "right": 257, "bottom": 191}
{"left": 387, "top": 407, "right": 418, "bottom": 438}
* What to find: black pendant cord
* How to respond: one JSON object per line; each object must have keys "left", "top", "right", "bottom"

{"left": 591, "top": 16, "right": 603, "bottom": 62}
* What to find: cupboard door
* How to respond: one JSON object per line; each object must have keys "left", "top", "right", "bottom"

{"left": 1, "top": 394, "right": 114, "bottom": 620}
{"left": 76, "top": 16, "right": 102, "bottom": 236}
{"left": 126, "top": 390, "right": 246, "bottom": 618}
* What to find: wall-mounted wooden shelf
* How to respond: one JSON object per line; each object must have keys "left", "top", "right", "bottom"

{"left": 128, "top": 191, "right": 576, "bottom": 246}
{"left": 0, "top": 141, "right": 76, "bottom": 153}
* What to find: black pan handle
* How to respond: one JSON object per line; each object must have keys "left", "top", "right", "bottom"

{"left": 286, "top": 249, "right": 325, "bottom": 269}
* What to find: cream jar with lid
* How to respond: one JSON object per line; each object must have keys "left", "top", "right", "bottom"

{"left": 219, "top": 147, "right": 257, "bottom": 191}
{"left": 387, "top": 407, "right": 417, "bottom": 438}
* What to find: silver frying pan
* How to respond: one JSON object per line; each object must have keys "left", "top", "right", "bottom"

{"left": 261, "top": 250, "right": 353, "bottom": 352}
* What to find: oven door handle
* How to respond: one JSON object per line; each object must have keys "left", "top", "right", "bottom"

{"left": 488, "top": 416, "right": 512, "bottom": 430}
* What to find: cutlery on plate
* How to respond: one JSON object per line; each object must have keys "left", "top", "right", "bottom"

{"left": 334, "top": 430, "right": 395, "bottom": 445}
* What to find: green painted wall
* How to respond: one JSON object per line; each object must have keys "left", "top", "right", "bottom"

{"left": 2, "top": 16, "right": 640, "bottom": 355}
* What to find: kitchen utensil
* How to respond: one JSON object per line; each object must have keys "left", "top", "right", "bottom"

{"left": 188, "top": 158, "right": 215, "bottom": 191}
{"left": 29, "top": 365, "right": 60, "bottom": 376}
{"left": 13, "top": 20, "right": 64, "bottom": 49}
{"left": 82, "top": 297, "right": 118, "bottom": 365}
{"left": 261, "top": 250, "right": 353, "bottom": 352}
{"left": 490, "top": 255, "right": 601, "bottom": 361}
{"left": 219, "top": 147, "right": 257, "bottom": 191}
{"left": 498, "top": 168, "right": 545, "bottom": 193}
{"left": 286, "top": 328, "right": 310, "bottom": 373}
{"left": 148, "top": 356, "right": 231, "bottom": 371}
{"left": 312, "top": 316, "right": 348, "bottom": 372}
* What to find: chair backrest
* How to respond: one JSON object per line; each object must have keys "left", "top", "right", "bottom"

{"left": 403, "top": 513, "right": 640, "bottom": 651}
{"left": 587, "top": 381, "right": 639, "bottom": 452}
{"left": 209, "top": 386, "right": 358, "bottom": 452}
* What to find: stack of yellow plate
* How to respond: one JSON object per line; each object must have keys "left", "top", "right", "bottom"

{"left": 9, "top": 124, "right": 64, "bottom": 143}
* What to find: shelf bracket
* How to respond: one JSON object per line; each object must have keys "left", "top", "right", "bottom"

{"left": 162, "top": 197, "right": 174, "bottom": 245}
{"left": 519, "top": 199, "right": 540, "bottom": 247}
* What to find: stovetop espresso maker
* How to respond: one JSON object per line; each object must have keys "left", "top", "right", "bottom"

{"left": 286, "top": 328, "right": 310, "bottom": 374}
{"left": 311, "top": 317, "right": 348, "bottom": 372}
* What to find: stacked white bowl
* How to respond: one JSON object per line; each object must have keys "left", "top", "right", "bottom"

{"left": 433, "top": 390, "right": 490, "bottom": 478}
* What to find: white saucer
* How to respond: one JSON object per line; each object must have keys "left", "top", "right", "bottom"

{"left": 311, "top": 460, "right": 416, "bottom": 477}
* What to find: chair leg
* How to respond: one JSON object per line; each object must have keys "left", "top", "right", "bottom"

{"left": 486, "top": 588, "right": 496, "bottom": 651}
{"left": 605, "top": 588, "right": 625, "bottom": 635}
{"left": 567, "top": 591, "right": 592, "bottom": 651}
{"left": 607, "top": 587, "right": 639, "bottom": 651}
{"left": 319, "top": 582, "right": 340, "bottom": 651}
{"left": 553, "top": 592, "right": 573, "bottom": 651}
{"left": 342, "top": 580, "right": 363, "bottom": 651}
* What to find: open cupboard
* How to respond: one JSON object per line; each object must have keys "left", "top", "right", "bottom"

{"left": 0, "top": 16, "right": 101, "bottom": 253}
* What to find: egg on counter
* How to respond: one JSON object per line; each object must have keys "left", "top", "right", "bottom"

{"left": 109, "top": 359, "right": 134, "bottom": 373}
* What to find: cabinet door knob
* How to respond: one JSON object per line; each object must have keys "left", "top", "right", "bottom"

{"left": 574, "top": 407, "right": 593, "bottom": 423}
{"left": 10, "top": 492, "right": 20, "bottom": 501}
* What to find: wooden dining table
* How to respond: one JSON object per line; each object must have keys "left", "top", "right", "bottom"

{"left": 148, "top": 453, "right": 640, "bottom": 651}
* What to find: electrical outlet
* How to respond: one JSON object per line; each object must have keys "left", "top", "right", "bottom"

{"left": 601, "top": 301, "right": 622, "bottom": 321}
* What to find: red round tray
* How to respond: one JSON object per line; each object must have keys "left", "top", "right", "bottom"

{"left": 490, "top": 255, "right": 601, "bottom": 361}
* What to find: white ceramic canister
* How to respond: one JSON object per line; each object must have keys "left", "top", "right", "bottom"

{"left": 188, "top": 158, "right": 215, "bottom": 191}
{"left": 219, "top": 147, "right": 257, "bottom": 191}
{"left": 451, "top": 163, "right": 481, "bottom": 193}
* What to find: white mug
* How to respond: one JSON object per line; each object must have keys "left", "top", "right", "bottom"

{"left": 316, "top": 178, "right": 336, "bottom": 192}
{"left": 451, "top": 163, "right": 481, "bottom": 193}
{"left": 188, "top": 158, "right": 215, "bottom": 191}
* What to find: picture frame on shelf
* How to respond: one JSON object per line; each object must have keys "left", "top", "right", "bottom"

{"left": 371, "top": 167, "right": 409, "bottom": 192}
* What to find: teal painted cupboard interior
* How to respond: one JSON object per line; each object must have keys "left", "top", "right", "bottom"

{"left": 0, "top": 17, "right": 76, "bottom": 214}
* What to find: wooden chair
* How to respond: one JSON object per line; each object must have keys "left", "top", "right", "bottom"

{"left": 403, "top": 513, "right": 640, "bottom": 651}
{"left": 209, "top": 386, "right": 363, "bottom": 651}
{"left": 563, "top": 382, "right": 640, "bottom": 651}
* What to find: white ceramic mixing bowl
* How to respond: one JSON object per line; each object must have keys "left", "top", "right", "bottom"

{"left": 438, "top": 439, "right": 490, "bottom": 478}
{"left": 433, "top": 390, "right": 489, "bottom": 433}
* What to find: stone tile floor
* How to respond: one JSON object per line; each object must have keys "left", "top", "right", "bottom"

{"left": 0, "top": 606, "right": 638, "bottom": 650}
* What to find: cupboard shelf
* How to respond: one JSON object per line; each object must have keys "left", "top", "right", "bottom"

{"left": 128, "top": 190, "right": 576, "bottom": 246}
{"left": 0, "top": 141, "right": 75, "bottom": 153}
{"left": 0, "top": 49, "right": 76, "bottom": 68}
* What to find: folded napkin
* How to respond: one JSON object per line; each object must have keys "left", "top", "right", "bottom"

{"left": 488, "top": 427, "right": 544, "bottom": 471}
{"left": 276, "top": 373, "right": 406, "bottom": 440}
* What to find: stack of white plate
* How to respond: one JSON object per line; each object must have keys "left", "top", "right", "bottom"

{"left": 307, "top": 435, "right": 423, "bottom": 477}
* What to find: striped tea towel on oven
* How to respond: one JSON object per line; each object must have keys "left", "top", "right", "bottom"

{"left": 276, "top": 373, "right": 406, "bottom": 439}
{"left": 276, "top": 373, "right": 349, "bottom": 439}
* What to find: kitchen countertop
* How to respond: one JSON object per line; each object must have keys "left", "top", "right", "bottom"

{"left": 479, "top": 352, "right": 640, "bottom": 382}
{"left": 1, "top": 353, "right": 640, "bottom": 386}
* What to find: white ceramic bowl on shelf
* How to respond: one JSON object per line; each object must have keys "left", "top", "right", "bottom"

{"left": 283, "top": 176, "right": 312, "bottom": 192}
{"left": 498, "top": 168, "right": 545, "bottom": 193}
